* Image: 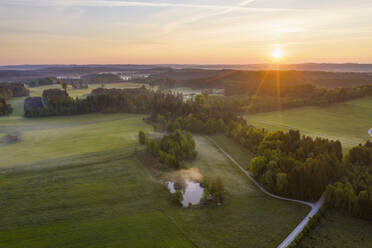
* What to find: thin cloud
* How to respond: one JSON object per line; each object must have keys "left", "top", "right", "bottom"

{"left": 7, "top": 0, "right": 301, "bottom": 12}
{"left": 164, "top": 0, "right": 258, "bottom": 33}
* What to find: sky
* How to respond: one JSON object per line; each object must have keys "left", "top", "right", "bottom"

{"left": 0, "top": 0, "right": 372, "bottom": 65}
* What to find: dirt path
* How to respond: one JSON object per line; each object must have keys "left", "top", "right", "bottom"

{"left": 208, "top": 137, "right": 325, "bottom": 248}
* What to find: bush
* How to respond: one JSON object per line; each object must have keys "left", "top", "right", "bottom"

{"left": 202, "top": 177, "right": 225, "bottom": 205}
{"left": 141, "top": 130, "right": 197, "bottom": 170}
{"left": 0, "top": 98, "right": 13, "bottom": 116}
{"left": 169, "top": 191, "right": 183, "bottom": 206}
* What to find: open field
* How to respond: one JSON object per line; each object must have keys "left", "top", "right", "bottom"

{"left": 297, "top": 210, "right": 372, "bottom": 248}
{"left": 0, "top": 148, "right": 195, "bottom": 248}
{"left": 245, "top": 96, "right": 372, "bottom": 149}
{"left": 1, "top": 85, "right": 310, "bottom": 247}
{"left": 166, "top": 135, "right": 310, "bottom": 248}
{"left": 0, "top": 113, "right": 151, "bottom": 168}
{"left": 0, "top": 103, "right": 310, "bottom": 248}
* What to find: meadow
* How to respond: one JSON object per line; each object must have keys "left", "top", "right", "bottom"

{"left": 0, "top": 148, "right": 195, "bottom": 248}
{"left": 1, "top": 82, "right": 150, "bottom": 168}
{"left": 245, "top": 96, "right": 372, "bottom": 149}
{"left": 297, "top": 210, "right": 372, "bottom": 248}
{"left": 0, "top": 84, "right": 312, "bottom": 247}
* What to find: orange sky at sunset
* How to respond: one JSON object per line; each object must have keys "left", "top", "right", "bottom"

{"left": 1, "top": 0, "right": 372, "bottom": 65}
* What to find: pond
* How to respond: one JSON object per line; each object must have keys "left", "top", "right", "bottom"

{"left": 167, "top": 180, "right": 204, "bottom": 207}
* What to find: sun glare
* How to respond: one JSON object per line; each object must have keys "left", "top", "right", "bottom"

{"left": 272, "top": 48, "right": 284, "bottom": 59}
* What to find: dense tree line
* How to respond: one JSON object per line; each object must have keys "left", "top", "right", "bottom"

{"left": 139, "top": 130, "right": 197, "bottom": 169}
{"left": 25, "top": 88, "right": 241, "bottom": 134}
{"left": 81, "top": 73, "right": 122, "bottom": 84}
{"left": 0, "top": 98, "right": 13, "bottom": 116}
{"left": 26, "top": 77, "right": 56, "bottom": 87}
{"left": 25, "top": 87, "right": 153, "bottom": 117}
{"left": 226, "top": 122, "right": 342, "bottom": 201}
{"left": 226, "top": 83, "right": 372, "bottom": 110}
{"left": 326, "top": 141, "right": 372, "bottom": 219}
{"left": 185, "top": 70, "right": 372, "bottom": 91}
{"left": 150, "top": 93, "right": 240, "bottom": 134}
{"left": 0, "top": 83, "right": 29, "bottom": 100}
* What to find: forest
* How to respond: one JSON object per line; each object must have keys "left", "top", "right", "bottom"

{"left": 181, "top": 70, "right": 372, "bottom": 90}
{"left": 225, "top": 122, "right": 342, "bottom": 201}
{"left": 27, "top": 77, "right": 57, "bottom": 87}
{"left": 0, "top": 83, "right": 29, "bottom": 100}
{"left": 326, "top": 141, "right": 372, "bottom": 220}
{"left": 225, "top": 82, "right": 372, "bottom": 106}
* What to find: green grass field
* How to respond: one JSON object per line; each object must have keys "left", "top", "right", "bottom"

{"left": 0, "top": 132, "right": 310, "bottom": 248}
{"left": 1, "top": 85, "right": 370, "bottom": 247}
{"left": 297, "top": 210, "right": 372, "bottom": 248}
{"left": 245, "top": 96, "right": 372, "bottom": 149}
{"left": 0, "top": 85, "right": 315, "bottom": 248}
{"left": 0, "top": 211, "right": 195, "bottom": 248}
{"left": 0, "top": 113, "right": 151, "bottom": 168}
{"left": 0, "top": 106, "right": 310, "bottom": 248}
{"left": 0, "top": 148, "right": 195, "bottom": 248}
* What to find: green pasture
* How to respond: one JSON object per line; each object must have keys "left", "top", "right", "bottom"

{"left": 0, "top": 148, "right": 195, "bottom": 248}
{"left": 0, "top": 113, "right": 151, "bottom": 168}
{"left": 297, "top": 210, "right": 372, "bottom": 248}
{"left": 245, "top": 96, "right": 372, "bottom": 149}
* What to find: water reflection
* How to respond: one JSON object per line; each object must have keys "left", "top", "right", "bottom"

{"left": 167, "top": 180, "right": 204, "bottom": 207}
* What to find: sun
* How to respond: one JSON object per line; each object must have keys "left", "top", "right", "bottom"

{"left": 272, "top": 48, "right": 284, "bottom": 59}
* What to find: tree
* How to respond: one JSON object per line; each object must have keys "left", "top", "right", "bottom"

{"left": 0, "top": 98, "right": 13, "bottom": 116}
{"left": 62, "top": 82, "right": 68, "bottom": 93}
{"left": 138, "top": 131, "right": 146, "bottom": 145}
{"left": 250, "top": 156, "right": 267, "bottom": 178}
{"left": 195, "top": 94, "right": 205, "bottom": 106}
{"left": 276, "top": 173, "right": 288, "bottom": 194}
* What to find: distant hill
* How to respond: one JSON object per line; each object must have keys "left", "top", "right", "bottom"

{"left": 1, "top": 64, "right": 372, "bottom": 86}
{"left": 161, "top": 63, "right": 372, "bottom": 72}
{"left": 0, "top": 65, "right": 170, "bottom": 82}
{"left": 150, "top": 69, "right": 372, "bottom": 89}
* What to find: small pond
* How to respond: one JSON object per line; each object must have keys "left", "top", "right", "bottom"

{"left": 167, "top": 180, "right": 204, "bottom": 207}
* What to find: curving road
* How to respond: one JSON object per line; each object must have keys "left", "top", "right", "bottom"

{"left": 209, "top": 138, "right": 325, "bottom": 248}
